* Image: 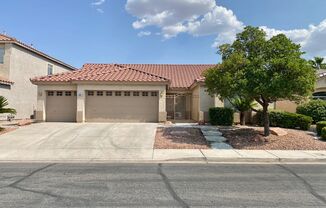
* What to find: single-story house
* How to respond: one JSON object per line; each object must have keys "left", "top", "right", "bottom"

{"left": 31, "top": 63, "right": 224, "bottom": 123}
{"left": 275, "top": 69, "right": 326, "bottom": 112}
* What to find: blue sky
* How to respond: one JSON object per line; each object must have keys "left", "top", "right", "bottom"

{"left": 1, "top": 0, "right": 326, "bottom": 68}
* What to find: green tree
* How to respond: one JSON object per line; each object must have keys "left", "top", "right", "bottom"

{"left": 309, "top": 57, "right": 326, "bottom": 69}
{"left": 0, "top": 96, "right": 16, "bottom": 115}
{"left": 205, "top": 26, "right": 316, "bottom": 136}
{"left": 228, "top": 97, "right": 257, "bottom": 125}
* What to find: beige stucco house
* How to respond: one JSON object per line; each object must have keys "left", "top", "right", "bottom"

{"left": 0, "top": 34, "right": 76, "bottom": 120}
{"left": 31, "top": 63, "right": 223, "bottom": 123}
{"left": 275, "top": 69, "right": 326, "bottom": 112}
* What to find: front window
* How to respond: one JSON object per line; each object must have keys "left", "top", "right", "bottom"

{"left": 313, "top": 92, "right": 326, "bottom": 100}
{"left": 0, "top": 47, "right": 4, "bottom": 64}
{"left": 48, "top": 64, "right": 53, "bottom": 75}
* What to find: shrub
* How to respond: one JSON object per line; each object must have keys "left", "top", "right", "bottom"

{"left": 255, "top": 111, "right": 312, "bottom": 130}
{"left": 316, "top": 121, "right": 326, "bottom": 136}
{"left": 321, "top": 127, "right": 326, "bottom": 140}
{"left": 296, "top": 100, "right": 326, "bottom": 123}
{"left": 209, "top": 107, "right": 234, "bottom": 126}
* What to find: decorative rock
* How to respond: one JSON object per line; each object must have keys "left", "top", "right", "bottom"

{"left": 270, "top": 127, "right": 287, "bottom": 136}
{"left": 210, "top": 142, "right": 233, "bottom": 149}
{"left": 202, "top": 130, "right": 223, "bottom": 136}
{"left": 205, "top": 136, "right": 227, "bottom": 143}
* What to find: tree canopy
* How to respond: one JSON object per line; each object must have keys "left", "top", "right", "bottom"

{"left": 204, "top": 26, "right": 316, "bottom": 136}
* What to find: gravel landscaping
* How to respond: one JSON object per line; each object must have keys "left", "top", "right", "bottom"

{"left": 0, "top": 127, "right": 16, "bottom": 136}
{"left": 220, "top": 126, "right": 326, "bottom": 150}
{"left": 155, "top": 127, "right": 209, "bottom": 149}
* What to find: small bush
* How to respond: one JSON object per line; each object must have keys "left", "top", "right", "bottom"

{"left": 255, "top": 111, "right": 312, "bottom": 130}
{"left": 321, "top": 127, "right": 326, "bottom": 140}
{"left": 209, "top": 107, "right": 234, "bottom": 126}
{"left": 296, "top": 100, "right": 326, "bottom": 123}
{"left": 316, "top": 121, "right": 326, "bottom": 136}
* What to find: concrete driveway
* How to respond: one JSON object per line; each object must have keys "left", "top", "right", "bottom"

{"left": 0, "top": 123, "right": 157, "bottom": 161}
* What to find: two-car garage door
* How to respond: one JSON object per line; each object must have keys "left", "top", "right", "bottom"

{"left": 45, "top": 90, "right": 159, "bottom": 122}
{"left": 85, "top": 90, "right": 159, "bottom": 122}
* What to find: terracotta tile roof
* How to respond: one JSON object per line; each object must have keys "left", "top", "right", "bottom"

{"left": 31, "top": 63, "right": 216, "bottom": 88}
{"left": 31, "top": 64, "right": 169, "bottom": 83}
{"left": 0, "top": 76, "right": 14, "bottom": 85}
{"left": 83, "top": 63, "right": 216, "bottom": 88}
{"left": 0, "top": 34, "right": 76, "bottom": 70}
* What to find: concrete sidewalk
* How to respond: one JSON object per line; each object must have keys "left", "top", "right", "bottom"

{"left": 0, "top": 149, "right": 326, "bottom": 163}
{"left": 153, "top": 149, "right": 326, "bottom": 162}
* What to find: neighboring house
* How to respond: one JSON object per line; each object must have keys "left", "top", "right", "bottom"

{"left": 31, "top": 63, "right": 223, "bottom": 123}
{"left": 275, "top": 69, "right": 326, "bottom": 112}
{"left": 0, "top": 34, "right": 76, "bottom": 120}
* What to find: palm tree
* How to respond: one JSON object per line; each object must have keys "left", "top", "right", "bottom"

{"left": 229, "top": 97, "right": 257, "bottom": 125}
{"left": 0, "top": 96, "right": 16, "bottom": 116}
{"left": 309, "top": 57, "right": 325, "bottom": 69}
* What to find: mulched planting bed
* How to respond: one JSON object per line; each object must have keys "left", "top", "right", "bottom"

{"left": 155, "top": 127, "right": 209, "bottom": 149}
{"left": 220, "top": 126, "right": 326, "bottom": 150}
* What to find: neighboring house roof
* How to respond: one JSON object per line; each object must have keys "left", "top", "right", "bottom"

{"left": 31, "top": 63, "right": 216, "bottom": 88}
{"left": 0, "top": 34, "right": 76, "bottom": 71}
{"left": 83, "top": 63, "right": 216, "bottom": 89}
{"left": 0, "top": 76, "right": 14, "bottom": 85}
{"left": 31, "top": 64, "right": 169, "bottom": 84}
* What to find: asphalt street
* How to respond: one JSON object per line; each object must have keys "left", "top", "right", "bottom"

{"left": 0, "top": 163, "right": 326, "bottom": 207}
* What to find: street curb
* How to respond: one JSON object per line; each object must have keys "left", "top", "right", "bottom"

{"left": 0, "top": 157, "right": 326, "bottom": 164}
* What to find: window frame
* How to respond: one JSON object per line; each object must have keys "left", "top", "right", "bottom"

{"left": 142, "top": 92, "right": 149, "bottom": 97}
{"left": 47, "top": 64, "right": 53, "bottom": 75}
{"left": 97, "top": 91, "right": 103, "bottom": 96}
{"left": 87, "top": 91, "right": 94, "bottom": 96}
{"left": 124, "top": 91, "right": 131, "bottom": 96}
{"left": 0, "top": 47, "right": 4, "bottom": 64}
{"left": 133, "top": 91, "right": 140, "bottom": 96}
{"left": 115, "top": 91, "right": 122, "bottom": 96}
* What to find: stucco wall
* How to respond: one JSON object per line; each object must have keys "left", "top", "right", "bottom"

{"left": 191, "top": 85, "right": 200, "bottom": 121}
{"left": 0, "top": 43, "right": 11, "bottom": 78}
{"left": 1, "top": 44, "right": 73, "bottom": 120}
{"left": 191, "top": 85, "right": 223, "bottom": 122}
{"left": 316, "top": 77, "right": 326, "bottom": 92}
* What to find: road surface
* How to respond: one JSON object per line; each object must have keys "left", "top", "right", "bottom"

{"left": 0, "top": 163, "right": 325, "bottom": 207}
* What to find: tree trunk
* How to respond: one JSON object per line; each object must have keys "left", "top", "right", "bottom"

{"left": 262, "top": 103, "right": 270, "bottom": 136}
{"left": 240, "top": 111, "right": 245, "bottom": 125}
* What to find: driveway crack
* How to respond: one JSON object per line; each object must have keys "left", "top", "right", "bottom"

{"left": 278, "top": 164, "right": 326, "bottom": 205}
{"left": 157, "top": 164, "right": 189, "bottom": 208}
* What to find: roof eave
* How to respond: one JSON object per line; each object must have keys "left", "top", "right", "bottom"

{"left": 0, "top": 40, "right": 77, "bottom": 71}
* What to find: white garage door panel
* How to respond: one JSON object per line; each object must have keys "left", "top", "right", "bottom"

{"left": 86, "top": 92, "right": 158, "bottom": 122}
{"left": 46, "top": 91, "right": 77, "bottom": 122}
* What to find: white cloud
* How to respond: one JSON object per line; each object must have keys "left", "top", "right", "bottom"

{"left": 92, "top": 0, "right": 105, "bottom": 6}
{"left": 260, "top": 20, "right": 326, "bottom": 57}
{"left": 126, "top": 0, "right": 243, "bottom": 45}
{"left": 126, "top": 0, "right": 326, "bottom": 57}
{"left": 137, "top": 31, "right": 151, "bottom": 37}
{"left": 96, "top": 8, "right": 104, "bottom": 13}
{"left": 91, "top": 0, "right": 106, "bottom": 13}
